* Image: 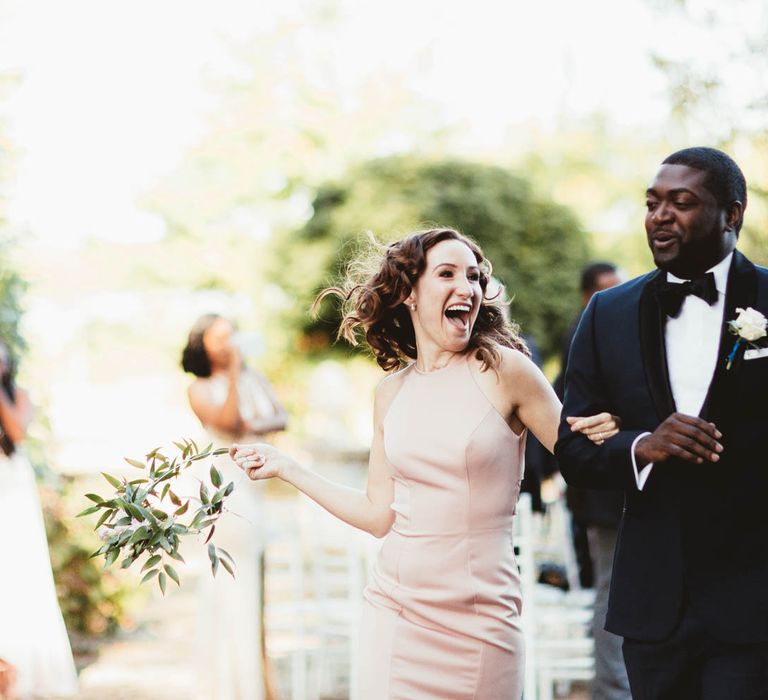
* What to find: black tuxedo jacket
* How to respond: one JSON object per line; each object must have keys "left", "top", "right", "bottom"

{"left": 555, "top": 250, "right": 768, "bottom": 643}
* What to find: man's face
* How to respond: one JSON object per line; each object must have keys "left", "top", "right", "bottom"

{"left": 645, "top": 164, "right": 735, "bottom": 278}
{"left": 584, "top": 271, "right": 622, "bottom": 305}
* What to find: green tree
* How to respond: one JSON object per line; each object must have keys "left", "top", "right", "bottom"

{"left": 0, "top": 77, "right": 25, "bottom": 355}
{"left": 274, "top": 156, "right": 591, "bottom": 360}
{"left": 645, "top": 0, "right": 768, "bottom": 263}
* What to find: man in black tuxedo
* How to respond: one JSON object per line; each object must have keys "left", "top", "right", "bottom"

{"left": 556, "top": 147, "right": 768, "bottom": 699}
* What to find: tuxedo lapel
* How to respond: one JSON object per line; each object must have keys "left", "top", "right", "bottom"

{"left": 700, "top": 250, "right": 758, "bottom": 422}
{"left": 639, "top": 270, "right": 676, "bottom": 422}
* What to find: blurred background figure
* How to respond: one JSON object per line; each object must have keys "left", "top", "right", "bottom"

{"left": 183, "top": 313, "right": 288, "bottom": 444}
{"left": 554, "top": 263, "right": 630, "bottom": 700}
{"left": 0, "top": 340, "right": 78, "bottom": 699}
{"left": 181, "top": 314, "right": 288, "bottom": 700}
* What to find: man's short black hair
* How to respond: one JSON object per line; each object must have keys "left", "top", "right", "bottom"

{"left": 580, "top": 262, "right": 617, "bottom": 295}
{"left": 662, "top": 147, "right": 747, "bottom": 232}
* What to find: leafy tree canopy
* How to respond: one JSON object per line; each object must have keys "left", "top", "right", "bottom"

{"left": 273, "top": 156, "right": 591, "bottom": 361}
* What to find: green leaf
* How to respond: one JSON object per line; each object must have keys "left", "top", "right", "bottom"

{"left": 212, "top": 447, "right": 230, "bottom": 456}
{"left": 174, "top": 501, "right": 189, "bottom": 516}
{"left": 167, "top": 549, "right": 186, "bottom": 563}
{"left": 125, "top": 503, "right": 145, "bottom": 521}
{"left": 85, "top": 493, "right": 104, "bottom": 503}
{"left": 102, "top": 472, "right": 123, "bottom": 490}
{"left": 210, "top": 465, "right": 222, "bottom": 488}
{"left": 141, "top": 568, "right": 159, "bottom": 584}
{"left": 224, "top": 482, "right": 234, "bottom": 497}
{"left": 142, "top": 554, "right": 162, "bottom": 572}
{"left": 158, "top": 571, "right": 167, "bottom": 595}
{"left": 95, "top": 508, "right": 114, "bottom": 529}
{"left": 211, "top": 487, "right": 226, "bottom": 504}
{"left": 139, "top": 506, "right": 157, "bottom": 525}
{"left": 124, "top": 457, "right": 145, "bottom": 469}
{"left": 77, "top": 504, "right": 103, "bottom": 517}
{"left": 218, "top": 548, "right": 235, "bottom": 565}
{"left": 172, "top": 441, "right": 186, "bottom": 452}
{"left": 161, "top": 482, "right": 171, "bottom": 501}
{"left": 164, "top": 564, "right": 180, "bottom": 586}
{"left": 134, "top": 488, "right": 149, "bottom": 503}
{"left": 169, "top": 490, "right": 182, "bottom": 506}
{"left": 129, "top": 526, "right": 150, "bottom": 544}
{"left": 189, "top": 510, "right": 206, "bottom": 529}
{"left": 202, "top": 442, "right": 213, "bottom": 455}
{"left": 220, "top": 557, "right": 235, "bottom": 578}
{"left": 104, "top": 548, "right": 120, "bottom": 568}
{"left": 211, "top": 554, "right": 219, "bottom": 577}
{"left": 121, "top": 555, "right": 136, "bottom": 569}
{"left": 199, "top": 482, "right": 210, "bottom": 504}
{"left": 204, "top": 524, "right": 216, "bottom": 544}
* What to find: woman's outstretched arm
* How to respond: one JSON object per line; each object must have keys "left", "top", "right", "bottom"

{"left": 230, "top": 373, "right": 402, "bottom": 538}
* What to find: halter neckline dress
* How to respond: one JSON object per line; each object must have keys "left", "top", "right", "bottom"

{"left": 359, "top": 355, "right": 526, "bottom": 699}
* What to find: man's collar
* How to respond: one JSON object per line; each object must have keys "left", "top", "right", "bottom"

{"left": 667, "top": 250, "right": 734, "bottom": 294}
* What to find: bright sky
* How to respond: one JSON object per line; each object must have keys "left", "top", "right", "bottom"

{"left": 0, "top": 0, "right": 657, "bottom": 248}
{"left": 0, "top": 0, "right": 761, "bottom": 249}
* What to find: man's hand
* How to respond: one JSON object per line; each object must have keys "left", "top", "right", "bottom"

{"left": 635, "top": 413, "right": 723, "bottom": 467}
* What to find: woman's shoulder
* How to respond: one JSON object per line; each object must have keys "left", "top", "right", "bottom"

{"left": 373, "top": 364, "right": 412, "bottom": 416}
{"left": 469, "top": 344, "right": 536, "bottom": 380}
{"left": 376, "top": 364, "right": 412, "bottom": 396}
{"left": 188, "top": 375, "right": 215, "bottom": 397}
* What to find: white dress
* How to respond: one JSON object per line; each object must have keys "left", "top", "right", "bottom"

{"left": 0, "top": 450, "right": 78, "bottom": 698}
{"left": 191, "top": 369, "right": 277, "bottom": 700}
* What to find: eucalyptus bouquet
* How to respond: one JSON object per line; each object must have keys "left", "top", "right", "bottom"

{"left": 78, "top": 439, "right": 237, "bottom": 594}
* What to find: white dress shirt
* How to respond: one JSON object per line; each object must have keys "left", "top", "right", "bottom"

{"left": 631, "top": 252, "right": 734, "bottom": 489}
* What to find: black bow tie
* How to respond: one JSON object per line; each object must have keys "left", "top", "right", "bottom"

{"left": 656, "top": 272, "right": 718, "bottom": 318}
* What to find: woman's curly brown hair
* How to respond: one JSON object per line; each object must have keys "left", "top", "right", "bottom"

{"left": 315, "top": 228, "right": 530, "bottom": 371}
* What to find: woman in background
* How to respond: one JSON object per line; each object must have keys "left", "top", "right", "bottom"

{"left": 0, "top": 340, "right": 78, "bottom": 699}
{"left": 183, "top": 314, "right": 288, "bottom": 444}
{"left": 181, "top": 314, "right": 287, "bottom": 700}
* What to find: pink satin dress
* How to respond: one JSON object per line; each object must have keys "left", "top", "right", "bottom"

{"left": 360, "top": 355, "right": 526, "bottom": 699}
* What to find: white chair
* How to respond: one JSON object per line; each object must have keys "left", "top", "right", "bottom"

{"left": 263, "top": 498, "right": 375, "bottom": 700}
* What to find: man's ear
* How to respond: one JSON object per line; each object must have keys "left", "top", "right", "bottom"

{"left": 725, "top": 200, "right": 744, "bottom": 235}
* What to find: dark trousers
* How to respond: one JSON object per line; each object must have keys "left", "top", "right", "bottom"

{"left": 622, "top": 602, "right": 768, "bottom": 700}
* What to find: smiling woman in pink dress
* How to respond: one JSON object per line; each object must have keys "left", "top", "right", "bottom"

{"left": 231, "top": 228, "right": 616, "bottom": 699}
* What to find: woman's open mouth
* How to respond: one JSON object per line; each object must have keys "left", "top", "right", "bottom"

{"left": 445, "top": 303, "right": 472, "bottom": 332}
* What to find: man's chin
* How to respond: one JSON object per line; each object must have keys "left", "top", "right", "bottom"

{"left": 652, "top": 254, "right": 677, "bottom": 272}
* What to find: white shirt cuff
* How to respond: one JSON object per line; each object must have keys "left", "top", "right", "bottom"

{"left": 631, "top": 432, "right": 653, "bottom": 491}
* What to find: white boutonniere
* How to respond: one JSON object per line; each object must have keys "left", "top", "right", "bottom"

{"left": 726, "top": 307, "right": 768, "bottom": 369}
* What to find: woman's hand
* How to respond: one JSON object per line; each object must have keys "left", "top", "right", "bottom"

{"left": 566, "top": 412, "right": 621, "bottom": 445}
{"left": 226, "top": 343, "right": 242, "bottom": 378}
{"left": 230, "top": 443, "right": 296, "bottom": 481}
